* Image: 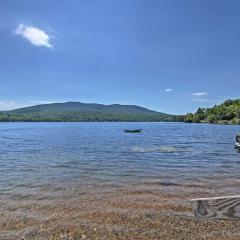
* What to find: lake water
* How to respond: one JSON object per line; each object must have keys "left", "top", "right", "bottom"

{"left": 1, "top": 122, "right": 240, "bottom": 239}
{"left": 0, "top": 122, "right": 240, "bottom": 198}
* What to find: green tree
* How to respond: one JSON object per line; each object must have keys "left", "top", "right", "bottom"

{"left": 207, "top": 114, "right": 217, "bottom": 123}
{"left": 185, "top": 113, "right": 194, "bottom": 123}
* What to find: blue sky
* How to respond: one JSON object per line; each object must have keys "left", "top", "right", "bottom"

{"left": 0, "top": 0, "right": 240, "bottom": 114}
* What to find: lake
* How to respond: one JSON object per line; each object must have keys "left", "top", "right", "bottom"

{"left": 1, "top": 122, "right": 240, "bottom": 239}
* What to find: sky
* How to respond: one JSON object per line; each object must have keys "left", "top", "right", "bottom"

{"left": 0, "top": 0, "right": 240, "bottom": 114}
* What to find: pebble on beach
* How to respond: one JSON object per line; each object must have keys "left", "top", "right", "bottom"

{"left": 81, "top": 234, "right": 87, "bottom": 239}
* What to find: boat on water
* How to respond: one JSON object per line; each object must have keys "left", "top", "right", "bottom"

{"left": 235, "top": 142, "right": 240, "bottom": 149}
{"left": 235, "top": 134, "right": 240, "bottom": 148}
{"left": 124, "top": 129, "right": 142, "bottom": 133}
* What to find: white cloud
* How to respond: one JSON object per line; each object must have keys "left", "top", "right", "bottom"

{"left": 15, "top": 24, "right": 52, "bottom": 48}
{"left": 192, "top": 92, "right": 207, "bottom": 96}
{"left": 0, "top": 100, "right": 53, "bottom": 111}
{"left": 165, "top": 88, "right": 173, "bottom": 92}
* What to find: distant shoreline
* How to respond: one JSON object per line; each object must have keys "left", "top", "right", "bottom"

{"left": 0, "top": 120, "right": 183, "bottom": 123}
{"left": 0, "top": 98, "right": 239, "bottom": 124}
{"left": 0, "top": 121, "right": 239, "bottom": 125}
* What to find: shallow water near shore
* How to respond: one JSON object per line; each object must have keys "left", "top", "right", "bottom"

{"left": 1, "top": 122, "right": 240, "bottom": 239}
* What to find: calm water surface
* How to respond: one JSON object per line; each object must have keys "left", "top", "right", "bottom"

{"left": 0, "top": 122, "right": 239, "bottom": 199}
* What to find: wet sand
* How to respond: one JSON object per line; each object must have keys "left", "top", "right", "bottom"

{"left": 1, "top": 180, "right": 240, "bottom": 240}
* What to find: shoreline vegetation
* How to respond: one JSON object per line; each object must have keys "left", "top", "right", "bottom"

{"left": 0, "top": 99, "right": 239, "bottom": 124}
{"left": 185, "top": 99, "right": 240, "bottom": 125}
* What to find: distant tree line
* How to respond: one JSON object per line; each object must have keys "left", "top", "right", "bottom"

{"left": 0, "top": 112, "right": 184, "bottom": 122}
{"left": 184, "top": 99, "right": 240, "bottom": 124}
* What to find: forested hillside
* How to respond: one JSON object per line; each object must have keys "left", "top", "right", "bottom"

{"left": 0, "top": 102, "right": 183, "bottom": 122}
{"left": 185, "top": 99, "right": 240, "bottom": 124}
{"left": 1, "top": 99, "right": 239, "bottom": 123}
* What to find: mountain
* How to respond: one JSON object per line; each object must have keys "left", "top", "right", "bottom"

{"left": 185, "top": 99, "right": 240, "bottom": 124}
{"left": 0, "top": 102, "right": 183, "bottom": 122}
{"left": 2, "top": 99, "right": 239, "bottom": 123}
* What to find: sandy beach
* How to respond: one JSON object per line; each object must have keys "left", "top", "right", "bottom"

{"left": 2, "top": 180, "right": 240, "bottom": 240}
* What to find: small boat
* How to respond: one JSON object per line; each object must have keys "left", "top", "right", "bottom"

{"left": 235, "top": 134, "right": 240, "bottom": 148}
{"left": 124, "top": 129, "right": 142, "bottom": 133}
{"left": 235, "top": 142, "right": 240, "bottom": 149}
